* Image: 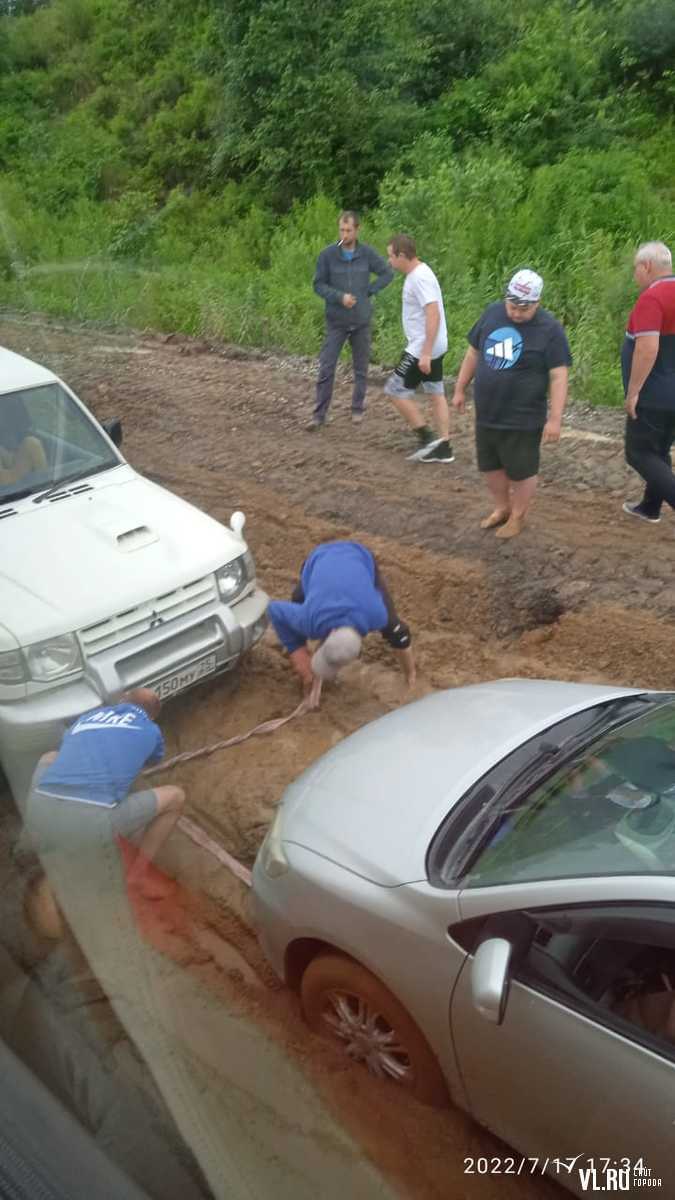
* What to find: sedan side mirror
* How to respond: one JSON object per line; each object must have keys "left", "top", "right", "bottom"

{"left": 103, "top": 418, "right": 123, "bottom": 448}
{"left": 471, "top": 937, "right": 512, "bottom": 1025}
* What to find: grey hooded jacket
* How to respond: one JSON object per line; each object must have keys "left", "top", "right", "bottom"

{"left": 313, "top": 241, "right": 393, "bottom": 329}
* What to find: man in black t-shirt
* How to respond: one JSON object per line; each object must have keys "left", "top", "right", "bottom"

{"left": 452, "top": 270, "right": 572, "bottom": 539}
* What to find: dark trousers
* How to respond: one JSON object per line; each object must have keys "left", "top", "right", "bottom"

{"left": 625, "top": 407, "right": 675, "bottom": 517}
{"left": 314, "top": 322, "right": 371, "bottom": 421}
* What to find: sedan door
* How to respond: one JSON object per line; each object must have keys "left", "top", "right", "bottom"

{"left": 448, "top": 899, "right": 675, "bottom": 1195}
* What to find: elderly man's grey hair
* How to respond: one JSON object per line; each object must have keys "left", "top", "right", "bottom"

{"left": 635, "top": 241, "right": 672, "bottom": 268}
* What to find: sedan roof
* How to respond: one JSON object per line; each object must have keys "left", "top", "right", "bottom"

{"left": 281, "top": 679, "right": 643, "bottom": 886}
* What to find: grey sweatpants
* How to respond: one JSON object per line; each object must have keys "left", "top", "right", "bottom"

{"left": 24, "top": 770, "right": 154, "bottom": 1013}
{"left": 314, "top": 322, "right": 371, "bottom": 421}
{"left": 23, "top": 769, "right": 234, "bottom": 1197}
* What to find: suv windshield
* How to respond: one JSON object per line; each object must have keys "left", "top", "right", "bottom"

{"left": 0, "top": 383, "right": 119, "bottom": 503}
{"left": 464, "top": 698, "right": 675, "bottom": 886}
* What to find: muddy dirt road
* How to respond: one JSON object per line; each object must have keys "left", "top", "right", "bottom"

{"left": 3, "top": 314, "right": 674, "bottom": 1200}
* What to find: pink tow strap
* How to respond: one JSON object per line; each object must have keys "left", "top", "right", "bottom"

{"left": 140, "top": 689, "right": 320, "bottom": 778}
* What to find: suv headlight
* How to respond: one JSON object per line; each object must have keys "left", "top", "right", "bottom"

{"left": 259, "top": 806, "right": 289, "bottom": 878}
{"left": 0, "top": 650, "right": 25, "bottom": 685}
{"left": 215, "top": 551, "right": 255, "bottom": 603}
{"left": 25, "top": 634, "right": 82, "bottom": 682}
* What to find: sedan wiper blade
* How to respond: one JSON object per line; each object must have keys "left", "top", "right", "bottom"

{"left": 461, "top": 743, "right": 561, "bottom": 852}
{"left": 549, "top": 696, "right": 654, "bottom": 757}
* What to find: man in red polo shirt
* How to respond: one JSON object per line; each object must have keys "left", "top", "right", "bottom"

{"left": 622, "top": 241, "right": 675, "bottom": 523}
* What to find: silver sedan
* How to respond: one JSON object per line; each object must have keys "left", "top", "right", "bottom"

{"left": 252, "top": 680, "right": 675, "bottom": 1196}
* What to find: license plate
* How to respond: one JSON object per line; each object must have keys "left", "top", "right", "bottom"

{"left": 150, "top": 654, "right": 217, "bottom": 701}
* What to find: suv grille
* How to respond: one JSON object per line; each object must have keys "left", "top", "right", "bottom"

{"left": 79, "top": 574, "right": 217, "bottom": 656}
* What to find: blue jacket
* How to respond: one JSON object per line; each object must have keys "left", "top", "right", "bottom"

{"left": 268, "top": 542, "right": 389, "bottom": 653}
{"left": 313, "top": 242, "right": 393, "bottom": 329}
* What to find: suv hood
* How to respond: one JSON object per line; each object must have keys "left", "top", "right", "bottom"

{"left": 280, "top": 680, "right": 642, "bottom": 886}
{"left": 1, "top": 469, "right": 245, "bottom": 643}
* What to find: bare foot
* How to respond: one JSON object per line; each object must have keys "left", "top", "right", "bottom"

{"left": 480, "top": 509, "right": 510, "bottom": 530}
{"left": 495, "top": 514, "right": 525, "bottom": 539}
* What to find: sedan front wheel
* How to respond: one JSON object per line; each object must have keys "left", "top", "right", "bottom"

{"left": 300, "top": 953, "right": 448, "bottom": 1106}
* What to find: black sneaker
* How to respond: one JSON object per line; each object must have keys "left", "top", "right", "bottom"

{"left": 622, "top": 501, "right": 661, "bottom": 524}
{"left": 406, "top": 435, "right": 441, "bottom": 461}
{"left": 417, "top": 440, "right": 455, "bottom": 464}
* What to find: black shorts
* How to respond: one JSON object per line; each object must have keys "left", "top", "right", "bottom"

{"left": 372, "top": 560, "right": 411, "bottom": 649}
{"left": 384, "top": 351, "right": 445, "bottom": 396}
{"left": 475, "top": 426, "right": 543, "bottom": 481}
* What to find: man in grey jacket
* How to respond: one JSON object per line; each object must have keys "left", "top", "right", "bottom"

{"left": 308, "top": 210, "right": 393, "bottom": 429}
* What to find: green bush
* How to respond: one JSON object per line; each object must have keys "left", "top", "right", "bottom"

{"left": 0, "top": 0, "right": 673, "bottom": 408}
{"left": 616, "top": 0, "right": 675, "bottom": 79}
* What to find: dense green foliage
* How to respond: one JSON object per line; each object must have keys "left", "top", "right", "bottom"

{"left": 0, "top": 0, "right": 673, "bottom": 404}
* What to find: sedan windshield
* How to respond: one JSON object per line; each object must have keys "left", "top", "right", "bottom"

{"left": 464, "top": 698, "right": 675, "bottom": 886}
{"left": 0, "top": 383, "right": 119, "bottom": 502}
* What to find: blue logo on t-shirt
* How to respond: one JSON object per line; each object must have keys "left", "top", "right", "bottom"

{"left": 484, "top": 326, "right": 523, "bottom": 370}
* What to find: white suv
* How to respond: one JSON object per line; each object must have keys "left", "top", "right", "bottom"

{"left": 0, "top": 346, "right": 268, "bottom": 804}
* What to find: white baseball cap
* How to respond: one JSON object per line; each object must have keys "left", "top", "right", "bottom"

{"left": 506, "top": 269, "right": 543, "bottom": 304}
{"left": 311, "top": 627, "right": 362, "bottom": 681}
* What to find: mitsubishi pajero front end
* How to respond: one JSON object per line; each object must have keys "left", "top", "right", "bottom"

{"left": 0, "top": 346, "right": 268, "bottom": 804}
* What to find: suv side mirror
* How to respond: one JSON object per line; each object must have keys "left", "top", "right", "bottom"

{"left": 103, "top": 418, "right": 123, "bottom": 448}
{"left": 471, "top": 937, "right": 512, "bottom": 1024}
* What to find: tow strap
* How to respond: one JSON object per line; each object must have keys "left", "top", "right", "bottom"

{"left": 139, "top": 692, "right": 320, "bottom": 887}
{"left": 142, "top": 697, "right": 312, "bottom": 778}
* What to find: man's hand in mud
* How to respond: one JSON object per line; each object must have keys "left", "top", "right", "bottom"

{"left": 289, "top": 647, "right": 313, "bottom": 689}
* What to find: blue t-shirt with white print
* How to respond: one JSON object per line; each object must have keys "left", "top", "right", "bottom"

{"left": 38, "top": 703, "right": 165, "bottom": 806}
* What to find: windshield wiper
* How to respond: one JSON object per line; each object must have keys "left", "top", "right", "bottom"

{"left": 32, "top": 463, "right": 115, "bottom": 504}
{"left": 543, "top": 696, "right": 657, "bottom": 759}
{"left": 453, "top": 743, "right": 563, "bottom": 872}
{"left": 1, "top": 486, "right": 37, "bottom": 504}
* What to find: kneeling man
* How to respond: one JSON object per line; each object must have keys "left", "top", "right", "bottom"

{"left": 268, "top": 541, "right": 416, "bottom": 696}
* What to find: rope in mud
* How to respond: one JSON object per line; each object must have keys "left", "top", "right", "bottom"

{"left": 141, "top": 696, "right": 312, "bottom": 778}
{"left": 178, "top": 816, "right": 252, "bottom": 887}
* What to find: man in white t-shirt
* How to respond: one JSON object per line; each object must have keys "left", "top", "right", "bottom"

{"left": 384, "top": 234, "right": 454, "bottom": 463}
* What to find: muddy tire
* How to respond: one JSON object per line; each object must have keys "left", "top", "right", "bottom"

{"left": 300, "top": 953, "right": 448, "bottom": 1106}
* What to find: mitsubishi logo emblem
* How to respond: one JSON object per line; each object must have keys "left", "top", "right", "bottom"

{"left": 149, "top": 610, "right": 164, "bottom": 630}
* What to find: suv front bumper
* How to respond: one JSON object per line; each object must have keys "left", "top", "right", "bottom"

{"left": 0, "top": 586, "right": 268, "bottom": 805}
